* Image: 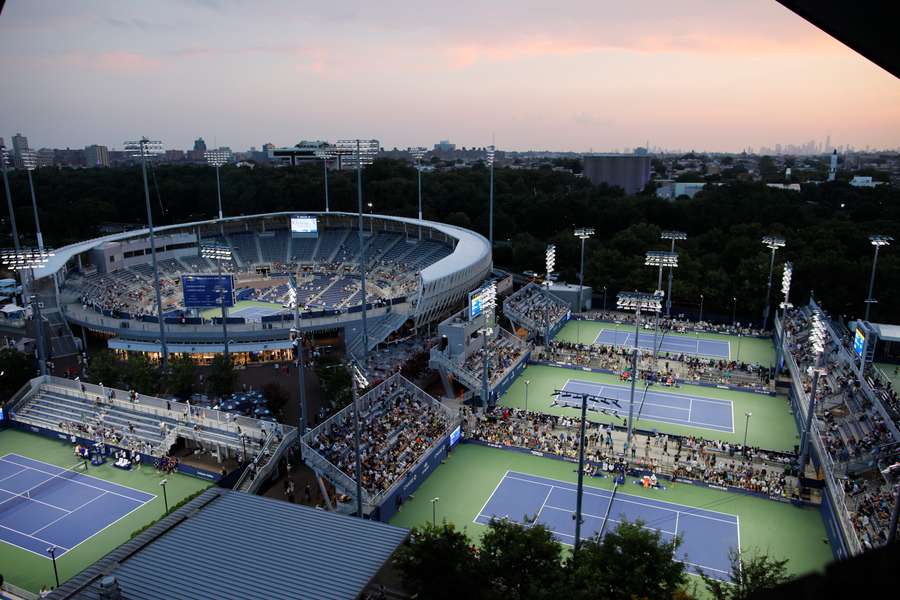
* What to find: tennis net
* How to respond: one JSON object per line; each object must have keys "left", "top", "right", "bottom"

{"left": 0, "top": 460, "right": 88, "bottom": 508}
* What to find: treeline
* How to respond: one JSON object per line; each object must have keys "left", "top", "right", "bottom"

{"left": 2, "top": 160, "right": 898, "bottom": 322}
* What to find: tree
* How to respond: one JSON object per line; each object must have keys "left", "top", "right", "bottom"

{"left": 207, "top": 354, "right": 238, "bottom": 398}
{"left": 393, "top": 522, "right": 483, "bottom": 600}
{"left": 88, "top": 350, "right": 121, "bottom": 388}
{"left": 123, "top": 353, "right": 159, "bottom": 395}
{"left": 0, "top": 348, "right": 33, "bottom": 400}
{"left": 566, "top": 518, "right": 688, "bottom": 600}
{"left": 701, "top": 549, "right": 790, "bottom": 600}
{"left": 168, "top": 354, "right": 196, "bottom": 399}
{"left": 479, "top": 517, "right": 565, "bottom": 600}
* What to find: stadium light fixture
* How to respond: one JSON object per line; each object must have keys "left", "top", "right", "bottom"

{"left": 1, "top": 247, "right": 54, "bottom": 376}
{"left": 775, "top": 262, "right": 794, "bottom": 375}
{"left": 864, "top": 234, "right": 892, "bottom": 321}
{"left": 124, "top": 137, "right": 169, "bottom": 370}
{"left": 574, "top": 228, "right": 594, "bottom": 342}
{"left": 159, "top": 479, "right": 169, "bottom": 512}
{"left": 338, "top": 139, "right": 379, "bottom": 361}
{"left": 47, "top": 545, "right": 60, "bottom": 588}
{"left": 743, "top": 412, "right": 752, "bottom": 448}
{"left": 644, "top": 251, "right": 678, "bottom": 360}
{"left": 205, "top": 149, "right": 231, "bottom": 224}
{"left": 201, "top": 243, "right": 233, "bottom": 363}
{"left": 486, "top": 145, "right": 496, "bottom": 248}
{"left": 289, "top": 274, "right": 309, "bottom": 435}
{"left": 316, "top": 144, "right": 339, "bottom": 212}
{"left": 798, "top": 312, "right": 828, "bottom": 476}
{"left": 760, "top": 235, "right": 786, "bottom": 331}
{"left": 660, "top": 231, "right": 687, "bottom": 316}
{"left": 545, "top": 244, "right": 556, "bottom": 287}
{"left": 431, "top": 497, "right": 440, "bottom": 526}
{"left": 348, "top": 360, "right": 370, "bottom": 518}
{"left": 19, "top": 150, "right": 47, "bottom": 253}
{"left": 409, "top": 147, "right": 427, "bottom": 235}
{"left": 617, "top": 290, "right": 662, "bottom": 453}
{"left": 0, "top": 144, "right": 21, "bottom": 254}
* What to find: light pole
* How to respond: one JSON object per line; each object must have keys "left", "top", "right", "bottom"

{"left": 732, "top": 296, "right": 737, "bottom": 328}
{"left": 477, "top": 281, "right": 498, "bottom": 407}
{"left": 47, "top": 545, "right": 60, "bottom": 588}
{"left": 319, "top": 145, "right": 336, "bottom": 212}
{"left": 616, "top": 291, "right": 663, "bottom": 454}
{"left": 160, "top": 478, "right": 169, "bottom": 512}
{"left": 602, "top": 286, "right": 607, "bottom": 312}
{"left": 289, "top": 276, "right": 308, "bottom": 435}
{"left": 486, "top": 145, "right": 496, "bottom": 249}
{"left": 431, "top": 496, "right": 440, "bottom": 526}
{"left": 574, "top": 228, "right": 594, "bottom": 343}
{"left": 524, "top": 379, "right": 530, "bottom": 412}
{"left": 349, "top": 361, "right": 370, "bottom": 518}
{"left": 698, "top": 293, "right": 704, "bottom": 324}
{"left": 864, "top": 235, "right": 892, "bottom": 322}
{"left": 201, "top": 243, "right": 233, "bottom": 363}
{"left": 124, "top": 138, "right": 168, "bottom": 370}
{"left": 761, "top": 235, "right": 786, "bottom": 331}
{"left": 0, "top": 145, "right": 21, "bottom": 254}
{"left": 1, "top": 248, "right": 54, "bottom": 376}
{"left": 644, "top": 251, "right": 678, "bottom": 360}
{"left": 776, "top": 262, "right": 793, "bottom": 375}
{"left": 545, "top": 244, "right": 556, "bottom": 342}
{"left": 409, "top": 147, "right": 426, "bottom": 239}
{"left": 798, "top": 313, "right": 826, "bottom": 478}
{"left": 20, "top": 150, "right": 45, "bottom": 253}
{"left": 742, "top": 412, "right": 752, "bottom": 447}
{"left": 660, "top": 231, "right": 687, "bottom": 317}
{"left": 204, "top": 149, "right": 231, "bottom": 222}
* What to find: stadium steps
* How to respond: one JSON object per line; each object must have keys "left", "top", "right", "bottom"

{"left": 345, "top": 313, "right": 409, "bottom": 359}
{"left": 254, "top": 233, "right": 265, "bottom": 263}
{"left": 17, "top": 399, "right": 165, "bottom": 449}
{"left": 226, "top": 235, "right": 245, "bottom": 269}
{"left": 325, "top": 230, "right": 351, "bottom": 262}
{"left": 285, "top": 233, "right": 293, "bottom": 263}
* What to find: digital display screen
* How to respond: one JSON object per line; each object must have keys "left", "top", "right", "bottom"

{"left": 469, "top": 290, "right": 484, "bottom": 320}
{"left": 853, "top": 327, "right": 865, "bottom": 358}
{"left": 449, "top": 424, "right": 461, "bottom": 446}
{"left": 291, "top": 216, "right": 318, "bottom": 238}
{"left": 181, "top": 274, "right": 235, "bottom": 308}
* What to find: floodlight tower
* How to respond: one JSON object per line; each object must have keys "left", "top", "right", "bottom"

{"left": 864, "top": 235, "right": 892, "bottom": 322}
{"left": 616, "top": 291, "right": 663, "bottom": 453}
{"left": 574, "top": 228, "right": 594, "bottom": 343}
{"left": 544, "top": 244, "right": 556, "bottom": 342}
{"left": 776, "top": 262, "right": 793, "bottom": 374}
{"left": 478, "top": 281, "right": 498, "bottom": 407}
{"left": 798, "top": 312, "right": 827, "bottom": 478}
{"left": 644, "top": 251, "right": 678, "bottom": 360}
{"left": 318, "top": 144, "right": 337, "bottom": 212}
{"left": 337, "top": 139, "right": 379, "bottom": 359}
{"left": 409, "top": 147, "right": 427, "bottom": 239}
{"left": 204, "top": 149, "right": 231, "bottom": 227}
{"left": 200, "top": 243, "right": 233, "bottom": 363}
{"left": 760, "top": 235, "right": 786, "bottom": 331}
{"left": 20, "top": 150, "right": 44, "bottom": 253}
{"left": 0, "top": 145, "right": 21, "bottom": 254}
{"left": 124, "top": 138, "right": 169, "bottom": 370}
{"left": 660, "top": 231, "right": 687, "bottom": 316}
{"left": 486, "top": 145, "right": 495, "bottom": 248}
{"left": 0, "top": 248, "right": 54, "bottom": 376}
{"left": 287, "top": 274, "right": 308, "bottom": 435}
{"left": 348, "top": 361, "right": 370, "bottom": 518}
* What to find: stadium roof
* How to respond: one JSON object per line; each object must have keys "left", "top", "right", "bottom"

{"left": 50, "top": 488, "right": 408, "bottom": 600}
{"left": 870, "top": 322, "right": 900, "bottom": 343}
{"left": 31, "top": 211, "right": 490, "bottom": 286}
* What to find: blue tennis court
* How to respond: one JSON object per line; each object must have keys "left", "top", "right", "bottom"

{"left": 229, "top": 305, "right": 284, "bottom": 320}
{"left": 475, "top": 471, "right": 739, "bottom": 579}
{"left": 594, "top": 329, "right": 730, "bottom": 359}
{"left": 0, "top": 454, "right": 155, "bottom": 558}
{"left": 556, "top": 379, "right": 734, "bottom": 432}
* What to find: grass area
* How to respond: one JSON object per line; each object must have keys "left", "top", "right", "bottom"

{"left": 0, "top": 429, "right": 211, "bottom": 593}
{"left": 389, "top": 444, "right": 833, "bottom": 584}
{"left": 499, "top": 364, "right": 800, "bottom": 451}
{"left": 555, "top": 319, "right": 776, "bottom": 366}
{"left": 199, "top": 299, "right": 282, "bottom": 319}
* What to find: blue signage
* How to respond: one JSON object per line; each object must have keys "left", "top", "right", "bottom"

{"left": 181, "top": 274, "right": 235, "bottom": 308}
{"left": 853, "top": 327, "right": 865, "bottom": 358}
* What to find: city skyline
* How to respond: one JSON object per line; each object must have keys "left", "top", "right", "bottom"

{"left": 1, "top": 1, "right": 898, "bottom": 152}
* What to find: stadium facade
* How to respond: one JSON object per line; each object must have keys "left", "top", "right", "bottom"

{"left": 31, "top": 211, "right": 491, "bottom": 364}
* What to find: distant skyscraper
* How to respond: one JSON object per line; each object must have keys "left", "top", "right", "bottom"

{"left": 11, "top": 133, "right": 29, "bottom": 156}
{"left": 193, "top": 137, "right": 207, "bottom": 152}
{"left": 828, "top": 149, "right": 837, "bottom": 181}
{"left": 582, "top": 154, "right": 651, "bottom": 195}
{"left": 433, "top": 140, "right": 456, "bottom": 152}
{"left": 825, "top": 134, "right": 831, "bottom": 154}
{"left": 84, "top": 144, "right": 110, "bottom": 168}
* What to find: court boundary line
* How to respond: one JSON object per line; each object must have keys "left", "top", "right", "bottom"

{"left": 58, "top": 494, "right": 151, "bottom": 557}
{"left": 30, "top": 492, "right": 108, "bottom": 536}
{"left": 0, "top": 523, "right": 70, "bottom": 558}
{"left": 559, "top": 378, "right": 735, "bottom": 433}
{"left": 0, "top": 454, "right": 157, "bottom": 503}
{"left": 593, "top": 328, "right": 731, "bottom": 359}
{"left": 539, "top": 504, "right": 677, "bottom": 536}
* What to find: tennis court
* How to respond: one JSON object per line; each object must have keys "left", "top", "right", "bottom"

{"left": 594, "top": 328, "right": 730, "bottom": 359}
{"left": 475, "top": 471, "right": 738, "bottom": 579}
{"left": 558, "top": 378, "right": 734, "bottom": 433}
{"left": 0, "top": 454, "right": 155, "bottom": 558}
{"left": 202, "top": 300, "right": 285, "bottom": 321}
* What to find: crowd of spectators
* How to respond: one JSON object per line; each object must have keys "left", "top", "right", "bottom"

{"left": 462, "top": 330, "right": 528, "bottom": 386}
{"left": 580, "top": 311, "right": 764, "bottom": 337}
{"left": 503, "top": 284, "right": 569, "bottom": 331}
{"left": 309, "top": 377, "right": 453, "bottom": 495}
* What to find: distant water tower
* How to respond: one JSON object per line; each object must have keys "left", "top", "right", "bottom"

{"left": 828, "top": 149, "right": 837, "bottom": 181}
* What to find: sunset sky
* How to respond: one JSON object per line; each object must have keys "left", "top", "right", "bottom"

{"left": 1, "top": 0, "right": 898, "bottom": 152}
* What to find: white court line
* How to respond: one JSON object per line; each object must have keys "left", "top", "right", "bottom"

{"left": 533, "top": 486, "right": 554, "bottom": 526}
{"left": 540, "top": 504, "right": 677, "bottom": 536}
{"left": 0, "top": 467, "right": 26, "bottom": 484}
{"left": 506, "top": 472, "right": 740, "bottom": 522}
{"left": 0, "top": 455, "right": 157, "bottom": 503}
{"left": 556, "top": 397, "right": 731, "bottom": 431}
{"left": 0, "top": 523, "right": 68, "bottom": 556}
{"left": 672, "top": 512, "right": 680, "bottom": 557}
{"left": 0, "top": 485, "right": 72, "bottom": 513}
{"left": 471, "top": 469, "right": 511, "bottom": 527}
{"left": 565, "top": 380, "right": 733, "bottom": 408}
{"left": 31, "top": 492, "right": 108, "bottom": 536}
{"left": 54, "top": 493, "right": 149, "bottom": 557}
{"left": 688, "top": 399, "right": 693, "bottom": 422}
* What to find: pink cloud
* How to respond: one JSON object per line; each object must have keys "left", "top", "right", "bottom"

{"left": 95, "top": 51, "right": 162, "bottom": 72}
